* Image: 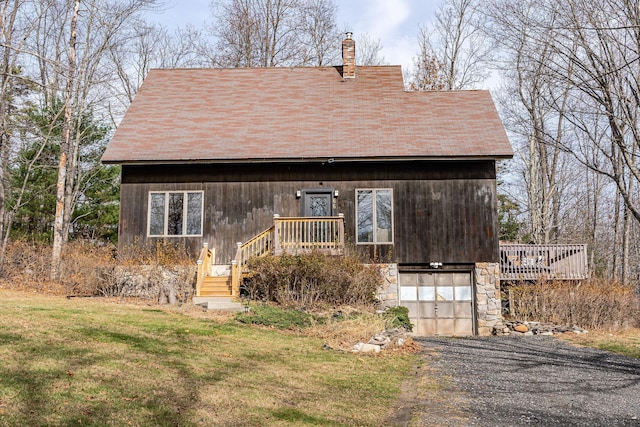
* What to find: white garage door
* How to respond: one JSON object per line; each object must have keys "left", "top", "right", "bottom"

{"left": 399, "top": 271, "right": 474, "bottom": 336}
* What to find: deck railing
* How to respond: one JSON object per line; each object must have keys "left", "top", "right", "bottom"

{"left": 500, "top": 243, "right": 589, "bottom": 281}
{"left": 273, "top": 215, "right": 345, "bottom": 255}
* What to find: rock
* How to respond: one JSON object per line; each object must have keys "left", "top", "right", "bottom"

{"left": 524, "top": 331, "right": 534, "bottom": 336}
{"left": 514, "top": 324, "right": 529, "bottom": 333}
{"left": 369, "top": 335, "right": 391, "bottom": 346}
{"left": 352, "top": 343, "right": 381, "bottom": 353}
{"left": 541, "top": 331, "right": 554, "bottom": 336}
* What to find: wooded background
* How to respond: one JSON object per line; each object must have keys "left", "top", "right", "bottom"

{"left": 1, "top": 0, "right": 638, "bottom": 285}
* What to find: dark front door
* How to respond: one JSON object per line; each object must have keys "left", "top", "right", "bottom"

{"left": 302, "top": 190, "right": 334, "bottom": 246}
{"left": 303, "top": 190, "right": 333, "bottom": 217}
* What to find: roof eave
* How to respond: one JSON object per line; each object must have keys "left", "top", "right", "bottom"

{"left": 102, "top": 154, "right": 514, "bottom": 166}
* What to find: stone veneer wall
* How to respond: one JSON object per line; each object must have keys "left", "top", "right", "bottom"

{"left": 475, "top": 262, "right": 502, "bottom": 335}
{"left": 375, "top": 263, "right": 399, "bottom": 308}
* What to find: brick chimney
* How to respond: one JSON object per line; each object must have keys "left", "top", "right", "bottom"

{"left": 342, "top": 32, "right": 355, "bottom": 79}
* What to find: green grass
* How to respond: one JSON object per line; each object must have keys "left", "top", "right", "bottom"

{"left": 235, "top": 305, "right": 324, "bottom": 329}
{"left": 0, "top": 291, "right": 414, "bottom": 426}
{"left": 561, "top": 328, "right": 640, "bottom": 359}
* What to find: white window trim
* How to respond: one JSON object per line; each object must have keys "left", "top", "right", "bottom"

{"left": 355, "top": 188, "right": 394, "bottom": 245}
{"left": 147, "top": 190, "right": 204, "bottom": 237}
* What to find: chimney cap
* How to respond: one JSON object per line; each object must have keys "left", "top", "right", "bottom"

{"left": 345, "top": 31, "right": 353, "bottom": 40}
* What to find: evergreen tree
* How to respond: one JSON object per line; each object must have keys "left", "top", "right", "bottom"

{"left": 8, "top": 99, "right": 119, "bottom": 243}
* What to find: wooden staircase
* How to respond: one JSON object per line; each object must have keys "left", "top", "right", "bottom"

{"left": 199, "top": 276, "right": 232, "bottom": 297}
{"left": 194, "top": 215, "right": 346, "bottom": 310}
{"left": 193, "top": 247, "right": 241, "bottom": 310}
{"left": 193, "top": 272, "right": 240, "bottom": 310}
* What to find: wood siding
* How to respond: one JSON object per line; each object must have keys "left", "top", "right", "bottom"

{"left": 119, "top": 160, "right": 498, "bottom": 264}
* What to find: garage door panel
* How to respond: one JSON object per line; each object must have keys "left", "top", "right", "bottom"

{"left": 436, "top": 286, "right": 454, "bottom": 301}
{"left": 455, "top": 302, "right": 473, "bottom": 317}
{"left": 418, "top": 286, "right": 435, "bottom": 301}
{"left": 453, "top": 272, "right": 471, "bottom": 286}
{"left": 400, "top": 286, "right": 417, "bottom": 301}
{"left": 403, "top": 301, "right": 419, "bottom": 318}
{"left": 399, "top": 274, "right": 417, "bottom": 286}
{"left": 436, "top": 302, "right": 455, "bottom": 318}
{"left": 455, "top": 319, "right": 473, "bottom": 336}
{"left": 419, "top": 301, "right": 436, "bottom": 318}
{"left": 417, "top": 273, "right": 434, "bottom": 286}
{"left": 437, "top": 319, "right": 455, "bottom": 335}
{"left": 435, "top": 273, "right": 453, "bottom": 286}
{"left": 416, "top": 319, "right": 436, "bottom": 336}
{"left": 454, "top": 286, "right": 472, "bottom": 301}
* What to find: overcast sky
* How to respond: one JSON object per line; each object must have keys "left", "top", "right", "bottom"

{"left": 150, "top": 0, "right": 441, "bottom": 71}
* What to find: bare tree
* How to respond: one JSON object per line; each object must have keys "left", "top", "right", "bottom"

{"left": 206, "top": 0, "right": 342, "bottom": 67}
{"left": 354, "top": 32, "right": 386, "bottom": 66}
{"left": 209, "top": 0, "right": 302, "bottom": 67}
{"left": 413, "top": 0, "right": 492, "bottom": 90}
{"left": 487, "top": 0, "right": 640, "bottom": 282}
{"left": 18, "top": 0, "right": 162, "bottom": 279}
{"left": 408, "top": 29, "right": 447, "bottom": 91}
{"left": 297, "top": 0, "right": 339, "bottom": 66}
{"left": 50, "top": 0, "right": 80, "bottom": 280}
{"left": 0, "top": 0, "right": 36, "bottom": 264}
{"left": 109, "top": 22, "right": 203, "bottom": 113}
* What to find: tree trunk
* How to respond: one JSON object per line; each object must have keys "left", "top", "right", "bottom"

{"left": 51, "top": 0, "right": 79, "bottom": 281}
{"left": 0, "top": 0, "right": 20, "bottom": 267}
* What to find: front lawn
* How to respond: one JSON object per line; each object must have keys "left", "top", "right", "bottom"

{"left": 0, "top": 291, "right": 414, "bottom": 426}
{"left": 560, "top": 328, "right": 640, "bottom": 359}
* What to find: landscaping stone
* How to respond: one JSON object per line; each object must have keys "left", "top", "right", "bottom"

{"left": 352, "top": 343, "right": 381, "bottom": 353}
{"left": 350, "top": 328, "right": 409, "bottom": 353}
{"left": 514, "top": 324, "right": 529, "bottom": 333}
{"left": 493, "top": 320, "right": 588, "bottom": 336}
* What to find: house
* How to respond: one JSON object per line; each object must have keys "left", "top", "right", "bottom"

{"left": 102, "top": 34, "right": 513, "bottom": 336}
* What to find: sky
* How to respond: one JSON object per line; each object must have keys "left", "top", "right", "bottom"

{"left": 150, "top": 0, "right": 441, "bottom": 71}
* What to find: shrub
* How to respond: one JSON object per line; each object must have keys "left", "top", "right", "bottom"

{"left": 243, "top": 252, "right": 382, "bottom": 307}
{"left": 508, "top": 279, "right": 640, "bottom": 330}
{"left": 383, "top": 306, "right": 413, "bottom": 331}
{"left": 234, "top": 305, "right": 323, "bottom": 329}
{"left": 0, "top": 239, "right": 195, "bottom": 304}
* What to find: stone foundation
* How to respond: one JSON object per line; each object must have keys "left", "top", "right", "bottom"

{"left": 474, "top": 262, "right": 502, "bottom": 335}
{"left": 375, "top": 263, "right": 399, "bottom": 308}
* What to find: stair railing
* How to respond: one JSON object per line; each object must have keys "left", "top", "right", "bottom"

{"left": 231, "top": 225, "right": 275, "bottom": 296}
{"left": 196, "top": 243, "right": 214, "bottom": 297}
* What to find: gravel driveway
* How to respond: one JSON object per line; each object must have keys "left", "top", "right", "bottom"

{"left": 413, "top": 336, "right": 640, "bottom": 427}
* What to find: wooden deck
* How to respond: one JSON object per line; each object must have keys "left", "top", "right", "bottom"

{"left": 500, "top": 243, "right": 589, "bottom": 281}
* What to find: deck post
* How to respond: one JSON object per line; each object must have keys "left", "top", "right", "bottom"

{"left": 273, "top": 214, "right": 280, "bottom": 254}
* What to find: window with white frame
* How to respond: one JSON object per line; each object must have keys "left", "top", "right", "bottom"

{"left": 356, "top": 189, "right": 393, "bottom": 244}
{"left": 148, "top": 191, "right": 203, "bottom": 237}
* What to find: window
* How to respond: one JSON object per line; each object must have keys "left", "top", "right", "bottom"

{"left": 356, "top": 189, "right": 393, "bottom": 244}
{"left": 148, "top": 191, "right": 203, "bottom": 237}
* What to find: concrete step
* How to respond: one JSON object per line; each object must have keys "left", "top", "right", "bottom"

{"left": 192, "top": 296, "right": 243, "bottom": 311}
